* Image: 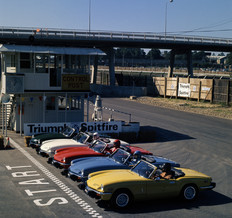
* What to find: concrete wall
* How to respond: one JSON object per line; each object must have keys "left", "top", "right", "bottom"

{"left": 90, "top": 84, "right": 147, "bottom": 97}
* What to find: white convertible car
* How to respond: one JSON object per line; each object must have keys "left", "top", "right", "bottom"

{"left": 38, "top": 131, "right": 94, "bottom": 157}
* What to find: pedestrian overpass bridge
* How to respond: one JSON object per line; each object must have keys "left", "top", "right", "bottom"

{"left": 0, "top": 26, "right": 232, "bottom": 84}
{"left": 0, "top": 27, "right": 231, "bottom": 51}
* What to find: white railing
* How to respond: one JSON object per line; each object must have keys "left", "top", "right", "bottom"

{"left": 0, "top": 26, "right": 232, "bottom": 45}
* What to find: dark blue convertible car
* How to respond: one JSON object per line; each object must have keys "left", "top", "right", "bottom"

{"left": 68, "top": 148, "right": 180, "bottom": 182}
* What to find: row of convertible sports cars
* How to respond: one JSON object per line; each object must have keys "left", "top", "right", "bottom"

{"left": 29, "top": 126, "right": 216, "bottom": 209}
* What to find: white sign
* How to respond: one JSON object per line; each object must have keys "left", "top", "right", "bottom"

{"left": 178, "top": 83, "right": 191, "bottom": 97}
{"left": 24, "top": 121, "right": 122, "bottom": 136}
{"left": 202, "top": 87, "right": 211, "bottom": 91}
{"left": 6, "top": 67, "right": 16, "bottom": 73}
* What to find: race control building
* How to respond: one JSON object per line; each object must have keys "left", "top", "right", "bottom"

{"left": 0, "top": 44, "right": 105, "bottom": 133}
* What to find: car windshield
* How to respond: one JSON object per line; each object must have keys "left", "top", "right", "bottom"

{"left": 72, "top": 132, "right": 89, "bottom": 143}
{"left": 91, "top": 140, "right": 108, "bottom": 153}
{"left": 62, "top": 126, "right": 75, "bottom": 137}
{"left": 111, "top": 149, "right": 130, "bottom": 164}
{"left": 131, "top": 160, "right": 156, "bottom": 179}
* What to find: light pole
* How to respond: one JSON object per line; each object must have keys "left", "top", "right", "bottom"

{"left": 89, "top": 0, "right": 91, "bottom": 32}
{"left": 165, "top": 0, "right": 173, "bottom": 38}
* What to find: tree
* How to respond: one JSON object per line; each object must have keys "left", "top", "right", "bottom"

{"left": 192, "top": 51, "right": 207, "bottom": 61}
{"left": 163, "top": 50, "right": 170, "bottom": 60}
{"left": 146, "top": 49, "right": 163, "bottom": 59}
{"left": 226, "top": 52, "right": 232, "bottom": 65}
{"left": 115, "top": 48, "right": 146, "bottom": 59}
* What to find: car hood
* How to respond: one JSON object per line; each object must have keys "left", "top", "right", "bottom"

{"left": 54, "top": 147, "right": 104, "bottom": 162}
{"left": 40, "top": 139, "right": 85, "bottom": 152}
{"left": 87, "top": 170, "right": 145, "bottom": 188}
{"left": 69, "top": 157, "right": 128, "bottom": 176}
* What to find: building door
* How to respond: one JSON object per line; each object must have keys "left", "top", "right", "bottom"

{"left": 50, "top": 55, "right": 61, "bottom": 87}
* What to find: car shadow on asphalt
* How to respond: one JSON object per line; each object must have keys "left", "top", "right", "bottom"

{"left": 97, "top": 190, "right": 232, "bottom": 213}
{"left": 0, "top": 146, "right": 15, "bottom": 151}
{"left": 138, "top": 126, "right": 195, "bottom": 143}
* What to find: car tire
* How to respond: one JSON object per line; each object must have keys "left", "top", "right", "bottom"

{"left": 181, "top": 184, "right": 198, "bottom": 201}
{"left": 110, "top": 189, "right": 133, "bottom": 209}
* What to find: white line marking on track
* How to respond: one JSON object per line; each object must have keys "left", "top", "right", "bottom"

{"left": 10, "top": 138, "right": 103, "bottom": 218}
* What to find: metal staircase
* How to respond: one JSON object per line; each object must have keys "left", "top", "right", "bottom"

{"left": 0, "top": 102, "right": 13, "bottom": 132}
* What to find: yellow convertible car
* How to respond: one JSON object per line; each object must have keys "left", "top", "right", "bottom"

{"left": 85, "top": 160, "right": 216, "bottom": 208}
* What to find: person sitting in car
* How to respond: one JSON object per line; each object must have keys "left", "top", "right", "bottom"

{"left": 130, "top": 151, "right": 142, "bottom": 166}
{"left": 159, "top": 163, "right": 175, "bottom": 179}
{"left": 110, "top": 139, "right": 121, "bottom": 153}
{"left": 93, "top": 132, "right": 99, "bottom": 141}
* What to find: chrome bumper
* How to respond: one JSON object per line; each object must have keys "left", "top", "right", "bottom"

{"left": 38, "top": 149, "right": 49, "bottom": 157}
{"left": 52, "top": 159, "right": 70, "bottom": 169}
{"left": 85, "top": 185, "right": 112, "bottom": 199}
{"left": 68, "top": 171, "right": 82, "bottom": 182}
{"left": 200, "top": 182, "right": 216, "bottom": 190}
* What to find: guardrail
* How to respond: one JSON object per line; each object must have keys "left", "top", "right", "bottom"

{"left": 86, "top": 100, "right": 132, "bottom": 122}
{"left": 0, "top": 26, "right": 232, "bottom": 45}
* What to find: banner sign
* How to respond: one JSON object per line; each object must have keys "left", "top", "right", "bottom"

{"left": 24, "top": 121, "right": 122, "bottom": 136}
{"left": 178, "top": 83, "right": 191, "bottom": 97}
{"left": 62, "top": 74, "right": 90, "bottom": 91}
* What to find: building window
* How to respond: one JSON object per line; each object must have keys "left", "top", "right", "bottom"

{"left": 46, "top": 96, "right": 56, "bottom": 110}
{"left": 35, "top": 54, "right": 48, "bottom": 73}
{"left": 10, "top": 54, "right": 16, "bottom": 67}
{"left": 58, "top": 96, "right": 81, "bottom": 110}
{"left": 63, "top": 55, "right": 89, "bottom": 74}
{"left": 20, "top": 53, "right": 31, "bottom": 69}
{"left": 68, "top": 96, "right": 81, "bottom": 110}
{"left": 58, "top": 96, "right": 66, "bottom": 110}
{"left": 50, "top": 55, "right": 61, "bottom": 87}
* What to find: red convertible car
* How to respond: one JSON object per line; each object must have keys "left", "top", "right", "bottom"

{"left": 52, "top": 138, "right": 152, "bottom": 169}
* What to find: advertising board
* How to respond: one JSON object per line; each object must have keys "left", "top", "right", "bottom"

{"left": 178, "top": 83, "right": 191, "bottom": 97}
{"left": 24, "top": 121, "right": 122, "bottom": 136}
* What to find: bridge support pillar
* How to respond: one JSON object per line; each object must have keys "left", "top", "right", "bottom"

{"left": 168, "top": 49, "right": 175, "bottom": 77}
{"left": 107, "top": 48, "right": 116, "bottom": 86}
{"left": 91, "top": 56, "right": 98, "bottom": 84}
{"left": 187, "top": 50, "right": 193, "bottom": 77}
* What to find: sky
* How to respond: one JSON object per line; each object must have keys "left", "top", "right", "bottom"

{"left": 0, "top": 0, "right": 232, "bottom": 39}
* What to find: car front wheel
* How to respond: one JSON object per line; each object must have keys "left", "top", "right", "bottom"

{"left": 181, "top": 185, "right": 198, "bottom": 201}
{"left": 110, "top": 190, "right": 133, "bottom": 208}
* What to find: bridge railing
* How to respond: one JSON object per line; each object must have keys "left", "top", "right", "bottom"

{"left": 0, "top": 26, "right": 232, "bottom": 45}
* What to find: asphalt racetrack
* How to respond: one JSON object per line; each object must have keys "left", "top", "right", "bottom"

{"left": 0, "top": 97, "right": 231, "bottom": 218}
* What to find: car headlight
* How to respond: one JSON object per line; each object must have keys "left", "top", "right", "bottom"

{"left": 63, "top": 157, "right": 66, "bottom": 163}
{"left": 100, "top": 184, "right": 104, "bottom": 191}
{"left": 81, "top": 170, "right": 84, "bottom": 176}
{"left": 88, "top": 174, "right": 91, "bottom": 180}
